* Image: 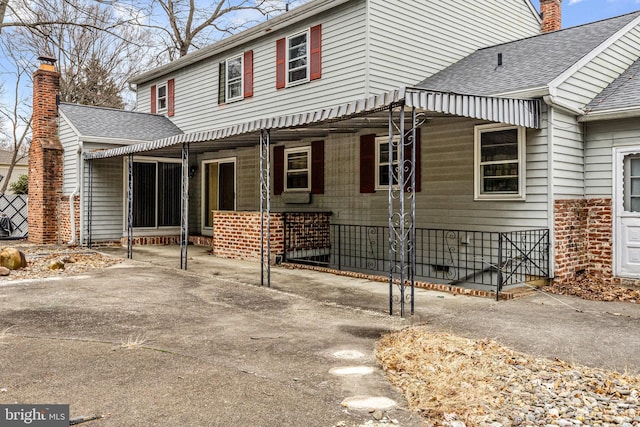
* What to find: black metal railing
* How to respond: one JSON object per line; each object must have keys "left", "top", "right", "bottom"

{"left": 284, "top": 220, "right": 549, "bottom": 293}
{"left": 0, "top": 195, "right": 28, "bottom": 239}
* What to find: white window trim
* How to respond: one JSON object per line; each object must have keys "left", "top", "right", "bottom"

{"left": 122, "top": 156, "right": 182, "bottom": 233}
{"left": 200, "top": 157, "right": 237, "bottom": 235}
{"left": 286, "top": 29, "right": 310, "bottom": 87}
{"left": 474, "top": 124, "right": 526, "bottom": 201}
{"left": 156, "top": 83, "right": 168, "bottom": 113}
{"left": 225, "top": 55, "right": 244, "bottom": 103}
{"left": 284, "top": 146, "right": 311, "bottom": 192}
{"left": 375, "top": 135, "right": 401, "bottom": 190}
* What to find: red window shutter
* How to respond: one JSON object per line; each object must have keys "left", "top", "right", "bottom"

{"left": 167, "top": 79, "right": 175, "bottom": 117}
{"left": 311, "top": 140, "right": 324, "bottom": 194}
{"left": 150, "top": 85, "right": 157, "bottom": 114}
{"left": 273, "top": 145, "right": 285, "bottom": 195}
{"left": 310, "top": 24, "right": 322, "bottom": 81}
{"left": 404, "top": 130, "right": 421, "bottom": 193}
{"left": 276, "top": 38, "right": 286, "bottom": 89}
{"left": 360, "top": 134, "right": 376, "bottom": 193}
{"left": 244, "top": 50, "right": 254, "bottom": 98}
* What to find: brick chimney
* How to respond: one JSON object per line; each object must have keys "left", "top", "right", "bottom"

{"left": 540, "top": 0, "right": 562, "bottom": 33}
{"left": 29, "top": 56, "right": 64, "bottom": 244}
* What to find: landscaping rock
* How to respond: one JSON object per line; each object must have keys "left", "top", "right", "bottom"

{"left": 0, "top": 248, "right": 27, "bottom": 270}
{"left": 0, "top": 267, "right": 10, "bottom": 276}
{"left": 48, "top": 260, "right": 65, "bottom": 270}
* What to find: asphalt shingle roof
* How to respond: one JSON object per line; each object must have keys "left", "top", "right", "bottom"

{"left": 416, "top": 11, "right": 640, "bottom": 96}
{"left": 586, "top": 57, "right": 640, "bottom": 112}
{"left": 59, "top": 103, "right": 183, "bottom": 141}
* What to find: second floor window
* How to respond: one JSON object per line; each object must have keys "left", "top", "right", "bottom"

{"left": 156, "top": 84, "right": 167, "bottom": 112}
{"left": 226, "top": 55, "right": 243, "bottom": 101}
{"left": 287, "top": 31, "right": 308, "bottom": 84}
{"left": 276, "top": 24, "right": 321, "bottom": 89}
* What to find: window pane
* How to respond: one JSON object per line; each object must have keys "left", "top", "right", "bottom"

{"left": 481, "top": 129, "right": 518, "bottom": 161}
{"left": 227, "top": 57, "right": 242, "bottom": 80}
{"left": 288, "top": 152, "right": 308, "bottom": 170}
{"left": 379, "top": 166, "right": 390, "bottom": 186}
{"left": 632, "top": 158, "right": 640, "bottom": 177}
{"left": 379, "top": 144, "right": 390, "bottom": 164}
{"left": 483, "top": 177, "right": 518, "bottom": 193}
{"left": 632, "top": 177, "right": 640, "bottom": 196}
{"left": 157, "top": 86, "right": 166, "bottom": 98}
{"left": 287, "top": 172, "right": 308, "bottom": 189}
{"left": 158, "top": 162, "right": 181, "bottom": 226}
{"left": 632, "top": 197, "right": 640, "bottom": 212}
{"left": 133, "top": 162, "right": 156, "bottom": 227}
{"left": 289, "top": 68, "right": 307, "bottom": 83}
{"left": 228, "top": 81, "right": 242, "bottom": 99}
{"left": 289, "top": 34, "right": 307, "bottom": 53}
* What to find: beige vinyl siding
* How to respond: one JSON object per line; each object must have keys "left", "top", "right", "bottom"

{"left": 262, "top": 117, "right": 548, "bottom": 230}
{"left": 137, "top": 1, "right": 368, "bottom": 132}
{"left": 555, "top": 25, "right": 640, "bottom": 110}
{"left": 585, "top": 118, "right": 640, "bottom": 198}
{"left": 60, "top": 118, "right": 79, "bottom": 195}
{"left": 551, "top": 109, "right": 585, "bottom": 197}
{"left": 82, "top": 152, "right": 124, "bottom": 242}
{"left": 366, "top": 0, "right": 540, "bottom": 93}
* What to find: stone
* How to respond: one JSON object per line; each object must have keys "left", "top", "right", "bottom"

{"left": 0, "top": 248, "right": 27, "bottom": 270}
{"left": 0, "top": 267, "right": 10, "bottom": 276}
{"left": 48, "top": 260, "right": 65, "bottom": 270}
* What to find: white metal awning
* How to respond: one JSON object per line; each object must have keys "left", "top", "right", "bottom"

{"left": 84, "top": 87, "right": 541, "bottom": 160}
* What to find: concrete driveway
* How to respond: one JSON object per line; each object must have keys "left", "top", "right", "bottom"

{"left": 0, "top": 256, "right": 423, "bottom": 426}
{"left": 1, "top": 244, "right": 640, "bottom": 426}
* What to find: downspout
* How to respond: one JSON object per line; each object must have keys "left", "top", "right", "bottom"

{"left": 542, "top": 94, "right": 585, "bottom": 280}
{"left": 68, "top": 138, "right": 82, "bottom": 245}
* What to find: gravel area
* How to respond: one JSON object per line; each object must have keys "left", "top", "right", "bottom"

{"left": 377, "top": 328, "right": 640, "bottom": 427}
{"left": 0, "top": 243, "right": 121, "bottom": 280}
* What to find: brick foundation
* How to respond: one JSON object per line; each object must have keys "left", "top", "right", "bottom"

{"left": 554, "top": 198, "right": 618, "bottom": 285}
{"left": 59, "top": 195, "right": 81, "bottom": 244}
{"left": 212, "top": 211, "right": 284, "bottom": 262}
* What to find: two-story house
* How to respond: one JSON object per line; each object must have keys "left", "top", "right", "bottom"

{"left": 29, "top": 0, "right": 640, "bottom": 302}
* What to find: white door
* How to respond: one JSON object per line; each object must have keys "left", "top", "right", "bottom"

{"left": 614, "top": 147, "right": 640, "bottom": 277}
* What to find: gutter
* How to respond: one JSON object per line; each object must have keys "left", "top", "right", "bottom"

{"left": 542, "top": 94, "right": 585, "bottom": 116}
{"left": 579, "top": 106, "right": 640, "bottom": 122}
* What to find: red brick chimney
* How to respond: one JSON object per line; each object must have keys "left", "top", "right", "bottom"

{"left": 29, "top": 56, "right": 63, "bottom": 244}
{"left": 540, "top": 0, "right": 562, "bottom": 33}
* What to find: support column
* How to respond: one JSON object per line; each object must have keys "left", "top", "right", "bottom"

{"left": 388, "top": 104, "right": 424, "bottom": 317}
{"left": 260, "top": 129, "right": 271, "bottom": 287}
{"left": 127, "top": 154, "right": 133, "bottom": 259}
{"left": 180, "top": 142, "right": 190, "bottom": 270}
{"left": 87, "top": 158, "right": 93, "bottom": 248}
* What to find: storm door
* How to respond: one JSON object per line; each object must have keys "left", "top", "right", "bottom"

{"left": 202, "top": 159, "right": 236, "bottom": 232}
{"left": 614, "top": 147, "right": 640, "bottom": 277}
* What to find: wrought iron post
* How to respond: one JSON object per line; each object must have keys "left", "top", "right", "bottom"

{"left": 127, "top": 154, "right": 133, "bottom": 259}
{"left": 497, "top": 233, "right": 504, "bottom": 301}
{"left": 180, "top": 142, "right": 190, "bottom": 270}
{"left": 259, "top": 129, "right": 271, "bottom": 287}
{"left": 388, "top": 103, "right": 426, "bottom": 317}
{"left": 87, "top": 158, "right": 93, "bottom": 249}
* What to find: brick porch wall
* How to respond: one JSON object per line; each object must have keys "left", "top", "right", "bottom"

{"left": 554, "top": 198, "right": 618, "bottom": 285}
{"left": 59, "top": 195, "right": 80, "bottom": 244}
{"left": 212, "top": 211, "right": 284, "bottom": 262}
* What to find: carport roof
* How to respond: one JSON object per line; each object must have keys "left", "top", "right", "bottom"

{"left": 83, "top": 87, "right": 541, "bottom": 161}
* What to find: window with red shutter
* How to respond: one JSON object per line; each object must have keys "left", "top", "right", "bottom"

{"left": 150, "top": 85, "right": 157, "bottom": 114}
{"left": 311, "top": 140, "right": 324, "bottom": 194}
{"left": 276, "top": 38, "right": 286, "bottom": 89}
{"left": 360, "top": 134, "right": 376, "bottom": 193}
{"left": 167, "top": 79, "right": 175, "bottom": 117}
{"left": 310, "top": 24, "right": 322, "bottom": 81}
{"left": 244, "top": 50, "right": 253, "bottom": 98}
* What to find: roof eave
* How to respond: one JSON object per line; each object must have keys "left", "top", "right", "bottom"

{"left": 579, "top": 106, "right": 640, "bottom": 122}
{"left": 492, "top": 86, "right": 549, "bottom": 99}
{"left": 129, "top": 0, "right": 353, "bottom": 85}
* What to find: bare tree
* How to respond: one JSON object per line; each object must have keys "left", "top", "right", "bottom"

{"left": 14, "top": 0, "right": 154, "bottom": 108}
{"left": 0, "top": 52, "right": 32, "bottom": 194}
{"left": 150, "top": 0, "right": 293, "bottom": 59}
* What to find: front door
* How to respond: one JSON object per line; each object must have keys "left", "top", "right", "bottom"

{"left": 614, "top": 147, "right": 640, "bottom": 277}
{"left": 202, "top": 159, "right": 236, "bottom": 232}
